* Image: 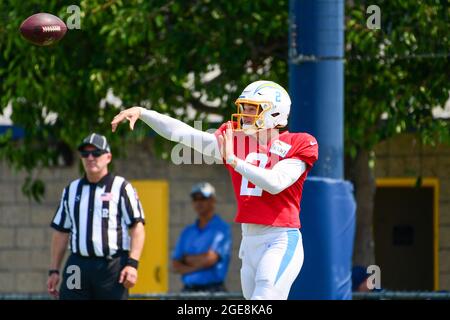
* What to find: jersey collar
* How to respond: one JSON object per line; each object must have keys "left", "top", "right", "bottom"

{"left": 81, "top": 172, "right": 114, "bottom": 187}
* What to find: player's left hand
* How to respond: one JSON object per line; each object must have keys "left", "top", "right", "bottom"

{"left": 218, "top": 121, "right": 234, "bottom": 161}
{"left": 119, "top": 266, "right": 138, "bottom": 289}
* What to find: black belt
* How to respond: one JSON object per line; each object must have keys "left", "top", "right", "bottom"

{"left": 72, "top": 251, "right": 128, "bottom": 260}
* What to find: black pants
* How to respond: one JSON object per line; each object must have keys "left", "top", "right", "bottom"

{"left": 59, "top": 253, "right": 129, "bottom": 300}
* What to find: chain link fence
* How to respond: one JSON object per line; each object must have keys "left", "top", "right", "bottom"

{"left": 1, "top": 291, "right": 450, "bottom": 300}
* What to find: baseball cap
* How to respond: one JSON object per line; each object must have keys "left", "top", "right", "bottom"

{"left": 78, "top": 133, "right": 111, "bottom": 153}
{"left": 190, "top": 182, "right": 216, "bottom": 199}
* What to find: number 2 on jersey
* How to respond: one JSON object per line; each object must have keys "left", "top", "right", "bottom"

{"left": 239, "top": 152, "right": 268, "bottom": 196}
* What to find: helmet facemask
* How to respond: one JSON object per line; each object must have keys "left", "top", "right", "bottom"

{"left": 232, "top": 99, "right": 273, "bottom": 134}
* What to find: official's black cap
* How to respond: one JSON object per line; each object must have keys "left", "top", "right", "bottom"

{"left": 78, "top": 133, "right": 111, "bottom": 152}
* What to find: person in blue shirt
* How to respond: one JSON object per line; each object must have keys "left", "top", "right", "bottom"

{"left": 172, "top": 182, "right": 232, "bottom": 292}
{"left": 352, "top": 265, "right": 383, "bottom": 293}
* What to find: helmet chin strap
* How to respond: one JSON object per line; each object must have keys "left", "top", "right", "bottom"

{"left": 242, "top": 123, "right": 259, "bottom": 135}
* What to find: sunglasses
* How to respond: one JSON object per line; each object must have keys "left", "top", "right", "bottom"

{"left": 191, "top": 194, "right": 213, "bottom": 201}
{"left": 80, "top": 149, "right": 107, "bottom": 158}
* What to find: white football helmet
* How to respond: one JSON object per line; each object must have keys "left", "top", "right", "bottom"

{"left": 232, "top": 80, "right": 291, "bottom": 133}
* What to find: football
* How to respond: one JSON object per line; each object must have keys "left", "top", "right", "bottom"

{"left": 19, "top": 13, "right": 67, "bottom": 46}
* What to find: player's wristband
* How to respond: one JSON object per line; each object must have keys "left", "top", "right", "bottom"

{"left": 226, "top": 155, "right": 236, "bottom": 165}
{"left": 126, "top": 257, "right": 139, "bottom": 269}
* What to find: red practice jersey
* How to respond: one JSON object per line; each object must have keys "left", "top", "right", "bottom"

{"left": 215, "top": 122, "right": 318, "bottom": 228}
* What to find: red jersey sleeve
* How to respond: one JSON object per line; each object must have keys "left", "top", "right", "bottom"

{"left": 288, "top": 133, "right": 319, "bottom": 167}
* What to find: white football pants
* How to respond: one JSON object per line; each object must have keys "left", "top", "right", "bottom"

{"left": 239, "top": 224, "right": 304, "bottom": 300}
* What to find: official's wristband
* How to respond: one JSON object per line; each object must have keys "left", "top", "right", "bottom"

{"left": 126, "top": 257, "right": 139, "bottom": 269}
{"left": 48, "top": 269, "right": 59, "bottom": 276}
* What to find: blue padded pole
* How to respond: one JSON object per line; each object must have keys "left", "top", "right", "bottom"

{"left": 288, "top": 0, "right": 345, "bottom": 179}
{"left": 287, "top": 1, "right": 355, "bottom": 300}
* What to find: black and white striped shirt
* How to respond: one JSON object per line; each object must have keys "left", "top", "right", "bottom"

{"left": 51, "top": 173, "right": 145, "bottom": 258}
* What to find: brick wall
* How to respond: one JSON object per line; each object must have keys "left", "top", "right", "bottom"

{"left": 374, "top": 133, "right": 450, "bottom": 289}
{"left": 0, "top": 161, "right": 79, "bottom": 293}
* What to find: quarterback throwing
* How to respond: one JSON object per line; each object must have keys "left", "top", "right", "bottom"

{"left": 111, "top": 81, "right": 318, "bottom": 299}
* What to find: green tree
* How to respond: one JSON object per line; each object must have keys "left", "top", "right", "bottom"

{"left": 345, "top": 0, "right": 450, "bottom": 266}
{"left": 0, "top": 0, "right": 289, "bottom": 199}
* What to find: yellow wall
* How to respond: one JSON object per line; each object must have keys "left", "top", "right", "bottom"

{"left": 129, "top": 180, "right": 169, "bottom": 294}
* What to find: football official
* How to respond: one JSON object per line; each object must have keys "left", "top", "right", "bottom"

{"left": 47, "top": 133, "right": 145, "bottom": 300}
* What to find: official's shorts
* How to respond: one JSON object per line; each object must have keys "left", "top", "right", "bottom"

{"left": 239, "top": 224, "right": 304, "bottom": 300}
